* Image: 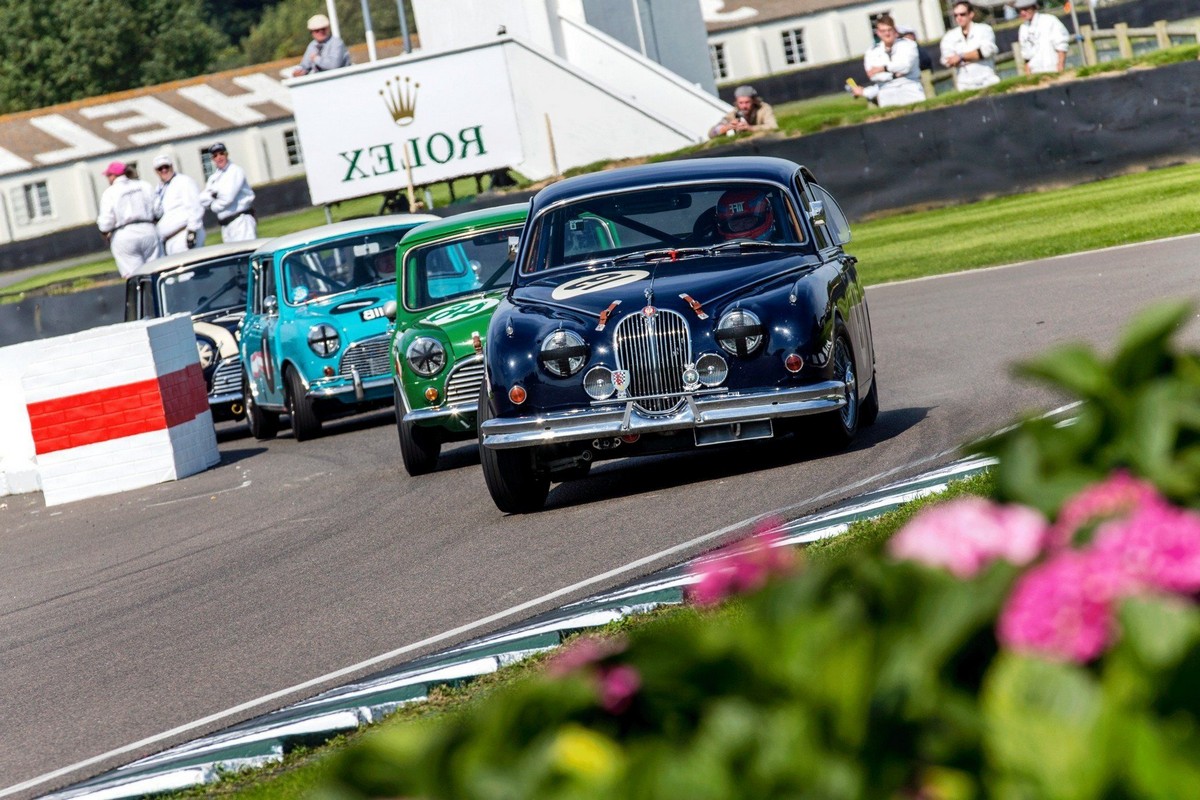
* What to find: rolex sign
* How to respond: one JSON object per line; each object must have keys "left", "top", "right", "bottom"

{"left": 288, "top": 45, "right": 523, "bottom": 206}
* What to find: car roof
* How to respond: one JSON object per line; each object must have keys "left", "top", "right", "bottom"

{"left": 398, "top": 202, "right": 530, "bottom": 249}
{"left": 530, "top": 156, "right": 807, "bottom": 213}
{"left": 254, "top": 213, "right": 441, "bottom": 255}
{"left": 126, "top": 239, "right": 271, "bottom": 277}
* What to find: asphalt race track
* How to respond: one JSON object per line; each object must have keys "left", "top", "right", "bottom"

{"left": 4, "top": 235, "right": 1200, "bottom": 798}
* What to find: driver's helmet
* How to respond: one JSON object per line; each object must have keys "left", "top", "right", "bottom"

{"left": 715, "top": 188, "right": 774, "bottom": 240}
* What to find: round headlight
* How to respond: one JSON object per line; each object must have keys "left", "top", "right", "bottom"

{"left": 539, "top": 329, "right": 588, "bottom": 378}
{"left": 196, "top": 336, "right": 216, "bottom": 369}
{"left": 696, "top": 353, "right": 728, "bottom": 386}
{"left": 583, "top": 365, "right": 615, "bottom": 400}
{"left": 307, "top": 323, "right": 340, "bottom": 357}
{"left": 406, "top": 336, "right": 447, "bottom": 378}
{"left": 716, "top": 309, "right": 764, "bottom": 357}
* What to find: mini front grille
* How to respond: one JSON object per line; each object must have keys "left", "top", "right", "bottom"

{"left": 338, "top": 334, "right": 391, "bottom": 379}
{"left": 614, "top": 309, "right": 691, "bottom": 414}
{"left": 211, "top": 356, "right": 243, "bottom": 396}
{"left": 444, "top": 355, "right": 485, "bottom": 406}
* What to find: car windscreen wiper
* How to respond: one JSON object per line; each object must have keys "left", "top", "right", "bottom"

{"left": 610, "top": 247, "right": 711, "bottom": 264}
{"left": 708, "top": 240, "right": 810, "bottom": 254}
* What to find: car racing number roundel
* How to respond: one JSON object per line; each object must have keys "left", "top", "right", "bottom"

{"left": 420, "top": 297, "right": 501, "bottom": 327}
{"left": 551, "top": 270, "right": 649, "bottom": 301}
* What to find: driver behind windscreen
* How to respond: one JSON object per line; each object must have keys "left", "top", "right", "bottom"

{"left": 714, "top": 188, "right": 775, "bottom": 241}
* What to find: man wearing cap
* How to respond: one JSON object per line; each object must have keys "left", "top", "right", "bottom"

{"left": 152, "top": 154, "right": 206, "bottom": 255}
{"left": 199, "top": 143, "right": 257, "bottom": 242}
{"left": 292, "top": 14, "right": 352, "bottom": 77}
{"left": 96, "top": 161, "right": 162, "bottom": 278}
{"left": 940, "top": 1, "right": 1001, "bottom": 90}
{"left": 708, "top": 85, "right": 778, "bottom": 138}
{"left": 1014, "top": 0, "right": 1070, "bottom": 74}
{"left": 850, "top": 15, "right": 927, "bottom": 107}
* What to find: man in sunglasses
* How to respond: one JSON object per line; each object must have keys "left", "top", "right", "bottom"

{"left": 939, "top": 1, "right": 1000, "bottom": 90}
{"left": 152, "top": 154, "right": 206, "bottom": 254}
{"left": 199, "top": 142, "right": 257, "bottom": 242}
{"left": 292, "top": 14, "right": 352, "bottom": 77}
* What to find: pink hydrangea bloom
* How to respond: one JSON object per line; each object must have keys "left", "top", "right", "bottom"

{"left": 598, "top": 664, "right": 641, "bottom": 714}
{"left": 888, "top": 497, "right": 1048, "bottom": 578}
{"left": 689, "top": 521, "right": 796, "bottom": 606}
{"left": 546, "top": 635, "right": 626, "bottom": 677}
{"left": 1091, "top": 502, "right": 1200, "bottom": 594}
{"left": 997, "top": 550, "right": 1131, "bottom": 662}
{"left": 1048, "top": 470, "right": 1165, "bottom": 549}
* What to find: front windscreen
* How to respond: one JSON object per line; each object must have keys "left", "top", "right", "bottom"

{"left": 158, "top": 254, "right": 250, "bottom": 316}
{"left": 521, "top": 182, "right": 802, "bottom": 274}
{"left": 282, "top": 232, "right": 406, "bottom": 305}
{"left": 404, "top": 224, "right": 523, "bottom": 310}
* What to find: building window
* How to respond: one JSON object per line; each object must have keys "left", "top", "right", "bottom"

{"left": 709, "top": 42, "right": 728, "bottom": 80}
{"left": 200, "top": 150, "right": 215, "bottom": 180}
{"left": 11, "top": 181, "right": 52, "bottom": 225}
{"left": 284, "top": 129, "right": 304, "bottom": 167}
{"left": 781, "top": 29, "right": 807, "bottom": 65}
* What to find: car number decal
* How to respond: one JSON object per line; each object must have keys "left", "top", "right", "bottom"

{"left": 361, "top": 305, "right": 388, "bottom": 322}
{"left": 551, "top": 270, "right": 649, "bottom": 301}
{"left": 420, "top": 297, "right": 500, "bottom": 327}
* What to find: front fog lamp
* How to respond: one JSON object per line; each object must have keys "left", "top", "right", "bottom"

{"left": 583, "top": 366, "right": 615, "bottom": 400}
{"left": 696, "top": 353, "right": 728, "bottom": 386}
{"left": 307, "top": 323, "right": 340, "bottom": 357}
{"left": 196, "top": 336, "right": 216, "bottom": 369}
{"left": 539, "top": 330, "right": 588, "bottom": 377}
{"left": 406, "top": 336, "right": 447, "bottom": 378}
{"left": 716, "top": 309, "right": 764, "bottom": 357}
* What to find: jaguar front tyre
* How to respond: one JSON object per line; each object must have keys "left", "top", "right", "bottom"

{"left": 477, "top": 384, "right": 549, "bottom": 513}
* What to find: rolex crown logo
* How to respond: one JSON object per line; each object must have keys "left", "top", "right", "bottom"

{"left": 380, "top": 76, "right": 419, "bottom": 126}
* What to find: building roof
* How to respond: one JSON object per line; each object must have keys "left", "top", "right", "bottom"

{"left": 703, "top": 0, "right": 868, "bottom": 33}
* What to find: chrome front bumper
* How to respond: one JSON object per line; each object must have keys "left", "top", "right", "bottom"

{"left": 404, "top": 403, "right": 479, "bottom": 424}
{"left": 480, "top": 382, "right": 846, "bottom": 450}
{"left": 306, "top": 370, "right": 392, "bottom": 402}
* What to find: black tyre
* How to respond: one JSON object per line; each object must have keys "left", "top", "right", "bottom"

{"left": 860, "top": 370, "right": 880, "bottom": 428}
{"left": 812, "top": 326, "right": 860, "bottom": 449}
{"left": 477, "top": 384, "right": 549, "bottom": 513}
{"left": 398, "top": 409, "right": 442, "bottom": 476}
{"left": 243, "top": 374, "right": 279, "bottom": 441}
{"left": 285, "top": 367, "right": 322, "bottom": 442}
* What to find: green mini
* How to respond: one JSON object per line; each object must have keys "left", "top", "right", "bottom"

{"left": 389, "top": 203, "right": 529, "bottom": 475}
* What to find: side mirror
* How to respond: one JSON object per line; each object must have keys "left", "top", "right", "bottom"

{"left": 383, "top": 299, "right": 397, "bottom": 322}
{"left": 810, "top": 200, "right": 827, "bottom": 227}
{"left": 264, "top": 295, "right": 278, "bottom": 315}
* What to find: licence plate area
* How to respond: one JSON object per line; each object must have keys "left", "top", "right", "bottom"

{"left": 694, "top": 419, "right": 773, "bottom": 447}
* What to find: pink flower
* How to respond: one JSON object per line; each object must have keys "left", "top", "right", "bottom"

{"left": 688, "top": 521, "right": 796, "bottom": 606}
{"left": 888, "top": 497, "right": 1048, "bottom": 579}
{"left": 1091, "top": 502, "right": 1200, "bottom": 594}
{"left": 547, "top": 635, "right": 626, "bottom": 677}
{"left": 1048, "top": 471, "right": 1165, "bottom": 549}
{"left": 597, "top": 664, "right": 641, "bottom": 714}
{"left": 997, "top": 550, "right": 1130, "bottom": 662}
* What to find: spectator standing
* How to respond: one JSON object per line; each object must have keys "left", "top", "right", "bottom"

{"left": 152, "top": 154, "right": 206, "bottom": 255}
{"left": 199, "top": 142, "right": 257, "bottom": 242}
{"left": 292, "top": 14, "right": 352, "bottom": 77}
{"left": 850, "top": 15, "right": 927, "bottom": 107}
{"left": 1014, "top": 0, "right": 1070, "bottom": 74}
{"left": 940, "top": 2, "right": 1001, "bottom": 90}
{"left": 709, "top": 85, "right": 778, "bottom": 138}
{"left": 97, "top": 161, "right": 162, "bottom": 278}
{"left": 898, "top": 25, "right": 933, "bottom": 72}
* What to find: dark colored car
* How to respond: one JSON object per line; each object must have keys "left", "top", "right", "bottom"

{"left": 477, "top": 156, "right": 878, "bottom": 512}
{"left": 124, "top": 240, "right": 269, "bottom": 421}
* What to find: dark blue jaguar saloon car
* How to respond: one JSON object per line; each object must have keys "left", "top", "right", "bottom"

{"left": 477, "top": 157, "right": 878, "bottom": 512}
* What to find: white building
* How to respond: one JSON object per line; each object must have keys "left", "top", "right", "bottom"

{"left": 702, "top": 0, "right": 946, "bottom": 84}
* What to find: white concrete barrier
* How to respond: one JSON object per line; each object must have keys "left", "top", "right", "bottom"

{"left": 0, "top": 315, "right": 219, "bottom": 506}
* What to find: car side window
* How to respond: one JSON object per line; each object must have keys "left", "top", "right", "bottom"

{"left": 812, "top": 184, "right": 851, "bottom": 247}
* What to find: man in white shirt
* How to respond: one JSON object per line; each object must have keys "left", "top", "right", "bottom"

{"left": 96, "top": 161, "right": 162, "bottom": 278}
{"left": 850, "top": 15, "right": 927, "bottom": 108}
{"left": 1014, "top": 0, "right": 1070, "bottom": 74}
{"left": 940, "top": 1, "right": 1001, "bottom": 90}
{"left": 152, "top": 154, "right": 206, "bottom": 255}
{"left": 199, "top": 142, "right": 257, "bottom": 242}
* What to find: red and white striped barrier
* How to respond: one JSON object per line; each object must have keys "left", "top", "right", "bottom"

{"left": 0, "top": 315, "right": 219, "bottom": 506}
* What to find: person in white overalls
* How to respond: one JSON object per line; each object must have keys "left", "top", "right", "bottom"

{"left": 199, "top": 142, "right": 257, "bottom": 242}
{"left": 851, "top": 15, "right": 928, "bottom": 108}
{"left": 96, "top": 161, "right": 162, "bottom": 278}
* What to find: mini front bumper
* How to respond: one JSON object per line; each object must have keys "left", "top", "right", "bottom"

{"left": 480, "top": 381, "right": 846, "bottom": 450}
{"left": 306, "top": 369, "right": 392, "bottom": 403}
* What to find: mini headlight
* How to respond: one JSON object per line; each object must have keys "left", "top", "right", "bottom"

{"left": 716, "top": 309, "right": 764, "bottom": 357}
{"left": 583, "top": 366, "right": 615, "bottom": 400}
{"left": 307, "top": 323, "right": 340, "bottom": 357}
{"left": 696, "top": 353, "right": 728, "bottom": 386}
{"left": 406, "top": 336, "right": 447, "bottom": 378}
{"left": 539, "top": 329, "right": 588, "bottom": 377}
{"left": 196, "top": 336, "right": 216, "bottom": 369}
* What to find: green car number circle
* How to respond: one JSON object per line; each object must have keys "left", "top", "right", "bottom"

{"left": 419, "top": 297, "right": 501, "bottom": 327}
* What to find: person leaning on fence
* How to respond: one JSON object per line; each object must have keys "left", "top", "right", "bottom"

{"left": 940, "top": 1, "right": 1001, "bottom": 90}
{"left": 199, "top": 142, "right": 257, "bottom": 242}
{"left": 897, "top": 24, "right": 933, "bottom": 72}
{"left": 850, "top": 15, "right": 927, "bottom": 107}
{"left": 1013, "top": 0, "right": 1070, "bottom": 74}
{"left": 292, "top": 14, "right": 352, "bottom": 77}
{"left": 708, "top": 85, "right": 778, "bottom": 138}
{"left": 97, "top": 161, "right": 162, "bottom": 278}
{"left": 152, "top": 154, "right": 206, "bottom": 255}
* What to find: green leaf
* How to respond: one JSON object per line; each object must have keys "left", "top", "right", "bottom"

{"left": 1110, "top": 301, "right": 1192, "bottom": 386}
{"left": 1015, "top": 344, "right": 1111, "bottom": 400}
{"left": 1116, "top": 596, "right": 1200, "bottom": 670}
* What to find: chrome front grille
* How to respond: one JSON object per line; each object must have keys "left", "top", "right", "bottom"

{"left": 338, "top": 334, "right": 391, "bottom": 379}
{"left": 614, "top": 309, "right": 691, "bottom": 414}
{"left": 444, "top": 355, "right": 485, "bottom": 406}
{"left": 210, "top": 356, "right": 243, "bottom": 397}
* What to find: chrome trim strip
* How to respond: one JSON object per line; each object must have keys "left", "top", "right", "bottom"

{"left": 307, "top": 375, "right": 392, "bottom": 399}
{"left": 403, "top": 402, "right": 480, "bottom": 423}
{"left": 480, "top": 382, "right": 846, "bottom": 449}
{"left": 208, "top": 392, "right": 244, "bottom": 405}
